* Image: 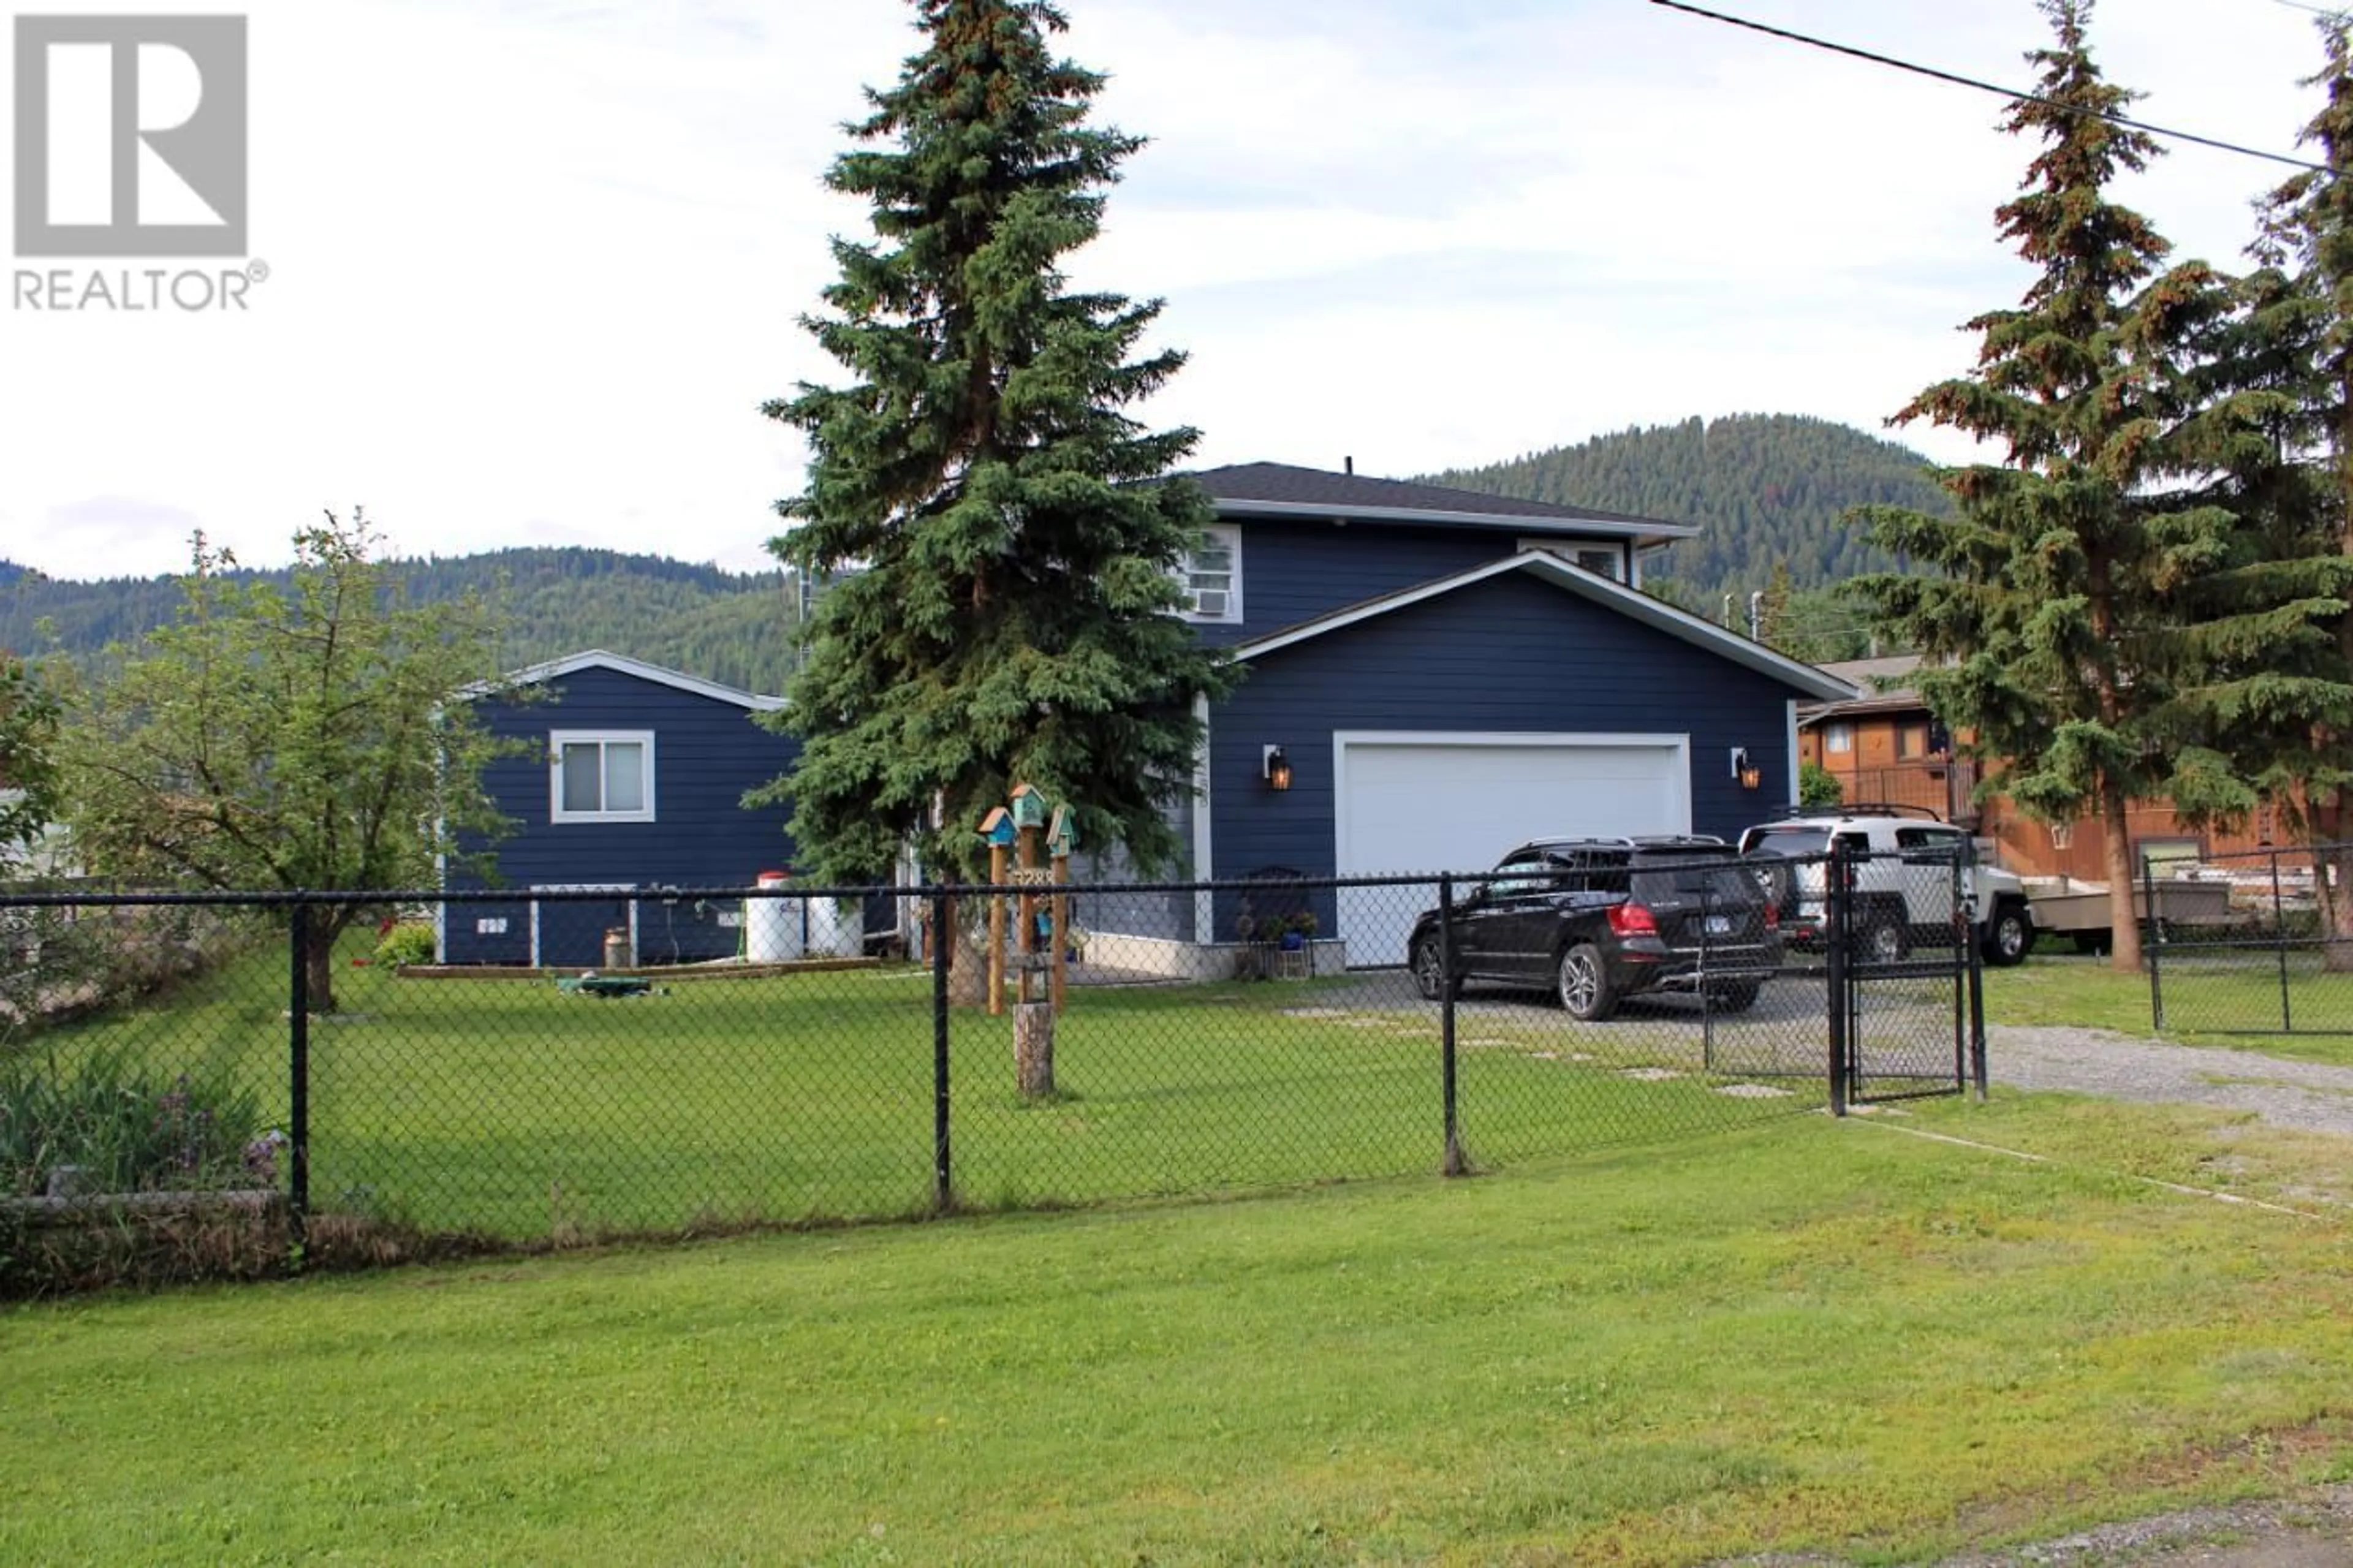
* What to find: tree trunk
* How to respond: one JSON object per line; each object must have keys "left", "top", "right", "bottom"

{"left": 2100, "top": 777, "right": 2141, "bottom": 974}
{"left": 2318, "top": 836, "right": 2353, "bottom": 972}
{"left": 1014, "top": 1001, "right": 1056, "bottom": 1097}
{"left": 947, "top": 901, "right": 992, "bottom": 1009}
{"left": 303, "top": 923, "right": 341, "bottom": 1015}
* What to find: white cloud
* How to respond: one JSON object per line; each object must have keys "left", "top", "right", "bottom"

{"left": 0, "top": 0, "right": 2336, "bottom": 580}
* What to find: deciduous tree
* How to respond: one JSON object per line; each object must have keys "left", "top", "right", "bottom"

{"left": 56, "top": 515, "right": 521, "bottom": 1010}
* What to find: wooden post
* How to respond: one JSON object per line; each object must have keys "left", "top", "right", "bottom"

{"left": 1051, "top": 851, "right": 1069, "bottom": 1014}
{"left": 1016, "top": 823, "right": 1041, "bottom": 1005}
{"left": 987, "top": 839, "right": 1007, "bottom": 1017}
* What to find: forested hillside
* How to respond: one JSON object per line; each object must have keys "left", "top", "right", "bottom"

{"left": 1425, "top": 413, "right": 1948, "bottom": 599}
{"left": 6, "top": 414, "right": 1941, "bottom": 680}
{"left": 1, "top": 547, "right": 805, "bottom": 695}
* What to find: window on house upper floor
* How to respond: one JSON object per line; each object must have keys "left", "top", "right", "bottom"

{"left": 1824, "top": 722, "right": 1854, "bottom": 756}
{"left": 1520, "top": 537, "right": 1624, "bottom": 581}
{"left": 1176, "top": 526, "right": 1241, "bottom": 623}
{"left": 1896, "top": 723, "right": 1930, "bottom": 760}
{"left": 550, "top": 731, "right": 656, "bottom": 823}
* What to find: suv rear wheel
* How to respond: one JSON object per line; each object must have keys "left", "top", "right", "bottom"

{"left": 1556, "top": 943, "right": 1618, "bottom": 1021}
{"left": 1410, "top": 933, "right": 1449, "bottom": 1001}
{"left": 1859, "top": 912, "right": 1907, "bottom": 968}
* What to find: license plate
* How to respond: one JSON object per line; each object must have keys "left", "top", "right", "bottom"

{"left": 1705, "top": 915, "right": 1732, "bottom": 936}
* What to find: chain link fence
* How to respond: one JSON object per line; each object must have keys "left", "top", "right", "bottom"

{"left": 2143, "top": 843, "right": 2353, "bottom": 1036}
{"left": 2, "top": 854, "right": 1979, "bottom": 1290}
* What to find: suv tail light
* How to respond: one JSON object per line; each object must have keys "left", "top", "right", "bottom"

{"left": 1764, "top": 901, "right": 1779, "bottom": 932}
{"left": 1607, "top": 903, "right": 1658, "bottom": 937}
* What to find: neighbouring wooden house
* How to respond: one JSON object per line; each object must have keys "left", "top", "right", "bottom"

{"left": 440, "top": 651, "right": 805, "bottom": 968}
{"left": 1797, "top": 654, "right": 2279, "bottom": 881}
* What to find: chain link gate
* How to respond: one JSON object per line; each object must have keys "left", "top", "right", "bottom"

{"left": 1824, "top": 841, "right": 1987, "bottom": 1110}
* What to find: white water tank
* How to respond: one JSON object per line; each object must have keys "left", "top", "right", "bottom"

{"left": 745, "top": 870, "right": 803, "bottom": 963}
{"left": 808, "top": 895, "right": 863, "bottom": 959}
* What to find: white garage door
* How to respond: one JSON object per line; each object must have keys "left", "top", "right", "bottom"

{"left": 1335, "top": 732, "right": 1690, "bottom": 966}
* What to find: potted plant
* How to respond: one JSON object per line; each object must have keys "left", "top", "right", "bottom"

{"left": 1278, "top": 910, "right": 1319, "bottom": 951}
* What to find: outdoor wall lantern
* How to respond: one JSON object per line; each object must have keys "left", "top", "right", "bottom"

{"left": 1730, "top": 748, "right": 1762, "bottom": 790}
{"left": 1262, "top": 745, "right": 1293, "bottom": 792}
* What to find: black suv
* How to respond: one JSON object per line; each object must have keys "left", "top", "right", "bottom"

{"left": 1405, "top": 838, "right": 1784, "bottom": 1020}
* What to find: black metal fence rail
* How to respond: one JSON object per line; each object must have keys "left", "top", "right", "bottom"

{"left": 2142, "top": 843, "right": 2353, "bottom": 1036}
{"left": 1, "top": 854, "right": 1978, "bottom": 1285}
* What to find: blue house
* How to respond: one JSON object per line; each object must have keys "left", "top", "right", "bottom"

{"left": 1084, "top": 463, "right": 1858, "bottom": 973}
{"left": 439, "top": 651, "right": 802, "bottom": 968}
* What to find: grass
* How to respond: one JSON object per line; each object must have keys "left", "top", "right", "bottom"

{"left": 2, "top": 1094, "right": 2348, "bottom": 1564}
{"left": 12, "top": 939, "right": 1834, "bottom": 1246}
{"left": 1985, "top": 949, "right": 2353, "bottom": 1067}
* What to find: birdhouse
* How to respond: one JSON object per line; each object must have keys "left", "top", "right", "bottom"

{"left": 1047, "top": 805, "right": 1077, "bottom": 859}
{"left": 1009, "top": 784, "right": 1048, "bottom": 830}
{"left": 979, "top": 806, "right": 1017, "bottom": 847}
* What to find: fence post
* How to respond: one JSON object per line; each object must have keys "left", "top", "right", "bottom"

{"left": 2272, "top": 848, "right": 2293, "bottom": 1033}
{"left": 1439, "top": 874, "right": 1464, "bottom": 1175}
{"left": 1826, "top": 845, "right": 1849, "bottom": 1116}
{"left": 2143, "top": 852, "right": 2165, "bottom": 1032}
{"left": 1962, "top": 841, "right": 1988, "bottom": 1101}
{"left": 931, "top": 884, "right": 953, "bottom": 1213}
{"left": 287, "top": 898, "right": 311, "bottom": 1256}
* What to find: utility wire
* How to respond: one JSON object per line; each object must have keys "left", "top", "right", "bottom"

{"left": 1647, "top": 0, "right": 2329, "bottom": 174}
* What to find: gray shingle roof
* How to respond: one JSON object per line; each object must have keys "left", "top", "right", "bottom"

{"left": 1189, "top": 462, "right": 1694, "bottom": 534}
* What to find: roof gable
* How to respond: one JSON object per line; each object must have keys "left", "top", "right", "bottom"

{"left": 1191, "top": 462, "right": 1698, "bottom": 544}
{"left": 476, "top": 650, "right": 787, "bottom": 712}
{"left": 1230, "top": 552, "right": 1859, "bottom": 702}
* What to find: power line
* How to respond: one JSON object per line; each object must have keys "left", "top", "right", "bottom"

{"left": 1646, "top": 0, "right": 2330, "bottom": 175}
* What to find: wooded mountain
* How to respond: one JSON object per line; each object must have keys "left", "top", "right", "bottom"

{"left": 1, "top": 547, "right": 806, "bottom": 696}
{"left": 1424, "top": 413, "right": 1947, "bottom": 600}
{"left": 5, "top": 415, "right": 1939, "bottom": 681}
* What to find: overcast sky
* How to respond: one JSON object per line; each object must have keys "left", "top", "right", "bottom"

{"left": 0, "top": 0, "right": 2333, "bottom": 583}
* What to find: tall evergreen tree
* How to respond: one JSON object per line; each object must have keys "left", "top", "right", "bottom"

{"left": 1848, "top": 0, "right": 2322, "bottom": 970}
{"left": 2239, "top": 17, "right": 2353, "bottom": 960}
{"left": 759, "top": 0, "right": 1233, "bottom": 897}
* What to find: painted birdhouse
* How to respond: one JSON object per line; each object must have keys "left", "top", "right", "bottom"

{"left": 978, "top": 806, "right": 1017, "bottom": 848}
{"left": 1047, "top": 805, "right": 1077, "bottom": 859}
{"left": 1009, "top": 784, "right": 1048, "bottom": 830}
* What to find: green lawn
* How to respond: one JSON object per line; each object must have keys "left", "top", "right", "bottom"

{"left": 3, "top": 1094, "right": 2347, "bottom": 1565}
{"left": 15, "top": 941, "right": 1833, "bottom": 1245}
{"left": 1985, "top": 949, "right": 2353, "bottom": 1067}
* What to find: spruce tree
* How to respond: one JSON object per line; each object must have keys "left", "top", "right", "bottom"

{"left": 2238, "top": 17, "right": 2353, "bottom": 960}
{"left": 759, "top": 0, "right": 1232, "bottom": 895}
{"left": 1849, "top": 0, "right": 2312, "bottom": 970}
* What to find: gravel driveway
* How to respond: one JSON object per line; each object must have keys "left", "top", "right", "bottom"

{"left": 1988, "top": 1024, "right": 2353, "bottom": 1138}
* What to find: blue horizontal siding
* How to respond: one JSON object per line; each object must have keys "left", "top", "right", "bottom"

{"left": 1209, "top": 571, "right": 1800, "bottom": 926}
{"left": 445, "top": 666, "right": 800, "bottom": 963}
{"left": 1196, "top": 521, "right": 1511, "bottom": 646}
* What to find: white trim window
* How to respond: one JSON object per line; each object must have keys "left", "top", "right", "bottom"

{"left": 1517, "top": 537, "right": 1624, "bottom": 581}
{"left": 1824, "top": 722, "right": 1855, "bottom": 756}
{"left": 550, "top": 731, "right": 656, "bottom": 823}
{"left": 1177, "top": 526, "right": 1241, "bottom": 622}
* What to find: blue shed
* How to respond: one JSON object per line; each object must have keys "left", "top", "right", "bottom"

{"left": 440, "top": 651, "right": 801, "bottom": 968}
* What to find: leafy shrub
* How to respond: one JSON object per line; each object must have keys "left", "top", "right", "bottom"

{"left": 1799, "top": 760, "right": 1844, "bottom": 808}
{"left": 0, "top": 1049, "right": 272, "bottom": 1199}
{"left": 373, "top": 920, "right": 437, "bottom": 968}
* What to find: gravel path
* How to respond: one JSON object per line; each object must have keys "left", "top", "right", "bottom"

{"left": 1988, "top": 1025, "right": 2353, "bottom": 1137}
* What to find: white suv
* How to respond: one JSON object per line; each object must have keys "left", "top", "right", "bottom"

{"left": 1737, "top": 808, "right": 2036, "bottom": 967}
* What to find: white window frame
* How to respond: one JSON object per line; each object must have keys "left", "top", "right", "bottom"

{"left": 1824, "top": 722, "right": 1855, "bottom": 756}
{"left": 1518, "top": 536, "right": 1626, "bottom": 581}
{"left": 550, "top": 730, "right": 656, "bottom": 824}
{"left": 1176, "top": 525, "right": 1243, "bottom": 623}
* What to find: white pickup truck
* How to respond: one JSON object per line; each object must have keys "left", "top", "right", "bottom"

{"left": 1736, "top": 808, "right": 2036, "bottom": 967}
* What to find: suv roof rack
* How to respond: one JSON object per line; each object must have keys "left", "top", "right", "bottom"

{"left": 1759, "top": 802, "right": 1946, "bottom": 823}
{"left": 1627, "top": 834, "right": 1730, "bottom": 847}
